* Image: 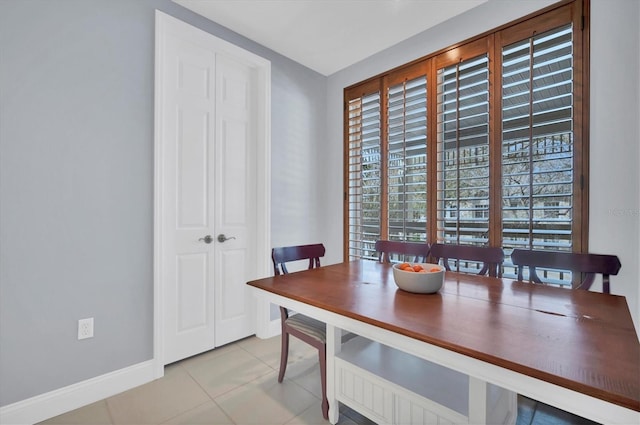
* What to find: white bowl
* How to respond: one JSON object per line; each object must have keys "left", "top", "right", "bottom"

{"left": 392, "top": 263, "right": 445, "bottom": 294}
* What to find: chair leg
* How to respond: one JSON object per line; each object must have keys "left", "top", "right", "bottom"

{"left": 319, "top": 346, "right": 328, "bottom": 420}
{"left": 278, "top": 331, "right": 290, "bottom": 383}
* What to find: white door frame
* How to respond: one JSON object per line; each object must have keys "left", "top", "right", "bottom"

{"left": 153, "top": 10, "right": 271, "bottom": 377}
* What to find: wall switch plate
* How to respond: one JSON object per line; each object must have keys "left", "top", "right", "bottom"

{"left": 78, "top": 318, "right": 94, "bottom": 340}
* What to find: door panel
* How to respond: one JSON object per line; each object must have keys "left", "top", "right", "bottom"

{"left": 176, "top": 254, "right": 208, "bottom": 331}
{"left": 221, "top": 121, "right": 247, "bottom": 223}
{"left": 214, "top": 55, "right": 256, "bottom": 346}
{"left": 162, "top": 34, "right": 217, "bottom": 364}
{"left": 177, "top": 109, "right": 209, "bottom": 227}
{"left": 220, "top": 249, "right": 247, "bottom": 318}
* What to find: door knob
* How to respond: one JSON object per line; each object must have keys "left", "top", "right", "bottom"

{"left": 217, "top": 234, "right": 236, "bottom": 243}
{"left": 198, "top": 235, "right": 213, "bottom": 244}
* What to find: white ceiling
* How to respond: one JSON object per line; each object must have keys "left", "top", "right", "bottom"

{"left": 174, "top": 0, "right": 488, "bottom": 76}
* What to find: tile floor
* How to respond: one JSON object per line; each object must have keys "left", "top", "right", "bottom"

{"left": 39, "top": 335, "right": 599, "bottom": 425}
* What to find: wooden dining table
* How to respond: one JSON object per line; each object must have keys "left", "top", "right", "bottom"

{"left": 246, "top": 260, "right": 640, "bottom": 424}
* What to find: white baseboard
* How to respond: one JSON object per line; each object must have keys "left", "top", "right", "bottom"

{"left": 0, "top": 359, "right": 159, "bottom": 425}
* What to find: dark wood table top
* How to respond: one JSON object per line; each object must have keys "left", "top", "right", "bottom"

{"left": 247, "top": 260, "right": 640, "bottom": 412}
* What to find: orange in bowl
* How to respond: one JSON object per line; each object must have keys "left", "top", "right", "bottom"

{"left": 392, "top": 263, "right": 444, "bottom": 293}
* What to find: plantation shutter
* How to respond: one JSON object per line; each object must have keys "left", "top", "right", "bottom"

{"left": 387, "top": 75, "right": 428, "bottom": 242}
{"left": 501, "top": 24, "right": 575, "bottom": 285}
{"left": 346, "top": 89, "right": 382, "bottom": 260}
{"left": 436, "top": 50, "right": 490, "bottom": 246}
{"left": 343, "top": 2, "right": 586, "bottom": 268}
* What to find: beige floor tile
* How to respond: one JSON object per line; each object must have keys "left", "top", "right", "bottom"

{"left": 236, "top": 334, "right": 283, "bottom": 367}
{"left": 175, "top": 341, "right": 242, "bottom": 370}
{"left": 183, "top": 346, "right": 273, "bottom": 399}
{"left": 214, "top": 371, "right": 319, "bottom": 425}
{"left": 160, "top": 401, "right": 233, "bottom": 425}
{"left": 284, "top": 355, "right": 323, "bottom": 399}
{"left": 38, "top": 400, "right": 112, "bottom": 425}
{"left": 106, "top": 366, "right": 210, "bottom": 424}
{"left": 284, "top": 404, "right": 359, "bottom": 425}
{"left": 283, "top": 404, "right": 327, "bottom": 425}
{"left": 238, "top": 335, "right": 317, "bottom": 370}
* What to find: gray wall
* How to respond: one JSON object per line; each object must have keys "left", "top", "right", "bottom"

{"left": 0, "top": 0, "right": 326, "bottom": 407}
{"left": 324, "top": 0, "right": 640, "bottom": 330}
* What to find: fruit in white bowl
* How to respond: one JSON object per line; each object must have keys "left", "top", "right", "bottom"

{"left": 392, "top": 263, "right": 445, "bottom": 294}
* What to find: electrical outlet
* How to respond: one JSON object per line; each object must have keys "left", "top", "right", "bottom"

{"left": 78, "top": 318, "right": 94, "bottom": 340}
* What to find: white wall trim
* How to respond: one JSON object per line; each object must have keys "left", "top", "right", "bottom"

{"left": 0, "top": 360, "right": 155, "bottom": 425}
{"left": 153, "top": 8, "right": 168, "bottom": 381}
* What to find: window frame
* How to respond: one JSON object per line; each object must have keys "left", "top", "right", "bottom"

{"left": 343, "top": 0, "right": 589, "bottom": 262}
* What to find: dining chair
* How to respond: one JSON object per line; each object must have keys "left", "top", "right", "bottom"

{"left": 271, "top": 243, "right": 330, "bottom": 419}
{"left": 375, "top": 240, "right": 431, "bottom": 263}
{"left": 429, "top": 243, "right": 505, "bottom": 277}
{"left": 510, "top": 249, "right": 622, "bottom": 293}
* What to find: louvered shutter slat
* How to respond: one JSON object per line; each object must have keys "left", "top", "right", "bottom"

{"left": 347, "top": 92, "right": 382, "bottom": 260}
{"left": 436, "top": 54, "right": 490, "bottom": 246}
{"left": 501, "top": 24, "right": 574, "bottom": 287}
{"left": 387, "top": 75, "right": 428, "bottom": 244}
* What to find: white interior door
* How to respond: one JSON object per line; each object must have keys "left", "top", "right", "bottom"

{"left": 156, "top": 12, "right": 271, "bottom": 366}
{"left": 213, "top": 55, "right": 257, "bottom": 346}
{"left": 161, "top": 31, "right": 216, "bottom": 365}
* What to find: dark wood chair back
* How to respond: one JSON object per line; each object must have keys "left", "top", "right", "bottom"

{"left": 272, "top": 243, "right": 325, "bottom": 275}
{"left": 375, "top": 240, "right": 430, "bottom": 263}
{"left": 510, "top": 249, "right": 621, "bottom": 293}
{"left": 270, "top": 243, "right": 331, "bottom": 419}
{"left": 430, "top": 243, "right": 505, "bottom": 277}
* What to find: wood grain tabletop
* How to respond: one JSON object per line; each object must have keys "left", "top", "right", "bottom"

{"left": 247, "top": 260, "right": 640, "bottom": 411}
